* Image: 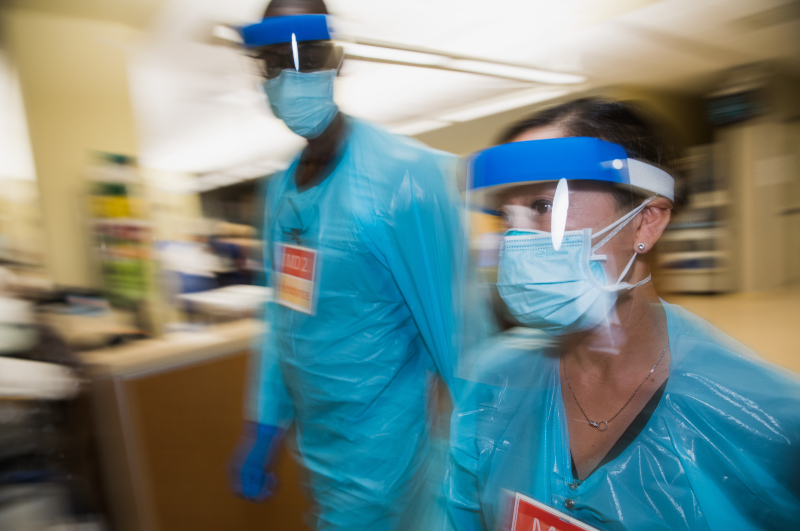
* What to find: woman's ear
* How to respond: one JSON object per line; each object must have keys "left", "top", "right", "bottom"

{"left": 633, "top": 197, "right": 672, "bottom": 254}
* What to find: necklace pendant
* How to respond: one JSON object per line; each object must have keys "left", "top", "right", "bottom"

{"left": 592, "top": 420, "right": 609, "bottom": 431}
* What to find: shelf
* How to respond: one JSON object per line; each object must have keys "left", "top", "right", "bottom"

{"left": 659, "top": 227, "right": 726, "bottom": 242}
{"left": 658, "top": 267, "right": 728, "bottom": 275}
{"left": 658, "top": 250, "right": 727, "bottom": 265}
{"left": 666, "top": 221, "right": 721, "bottom": 230}
{"left": 690, "top": 190, "right": 729, "bottom": 209}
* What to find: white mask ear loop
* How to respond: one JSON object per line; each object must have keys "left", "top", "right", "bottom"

{"left": 591, "top": 197, "right": 654, "bottom": 292}
{"left": 591, "top": 197, "right": 654, "bottom": 254}
{"left": 616, "top": 252, "right": 639, "bottom": 284}
{"left": 601, "top": 252, "right": 651, "bottom": 292}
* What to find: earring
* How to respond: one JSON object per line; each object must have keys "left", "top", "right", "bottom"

{"left": 637, "top": 243, "right": 646, "bottom": 251}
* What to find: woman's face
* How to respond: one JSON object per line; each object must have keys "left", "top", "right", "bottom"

{"left": 498, "top": 181, "right": 622, "bottom": 236}
{"left": 499, "top": 126, "right": 640, "bottom": 280}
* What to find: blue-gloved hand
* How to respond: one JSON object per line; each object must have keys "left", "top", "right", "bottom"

{"left": 229, "top": 422, "right": 285, "bottom": 501}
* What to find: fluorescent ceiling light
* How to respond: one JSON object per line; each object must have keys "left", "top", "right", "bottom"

{"left": 194, "top": 159, "right": 289, "bottom": 192}
{"left": 255, "top": 160, "right": 290, "bottom": 172}
{"left": 341, "top": 43, "right": 447, "bottom": 66}
{"left": 225, "top": 166, "right": 263, "bottom": 178}
{"left": 438, "top": 89, "right": 569, "bottom": 122}
{"left": 210, "top": 26, "right": 585, "bottom": 85}
{"left": 213, "top": 89, "right": 262, "bottom": 107}
{"left": 196, "top": 173, "right": 245, "bottom": 188}
{"left": 212, "top": 24, "right": 243, "bottom": 45}
{"left": 447, "top": 60, "right": 585, "bottom": 84}
{"left": 390, "top": 120, "right": 451, "bottom": 136}
{"left": 339, "top": 42, "right": 585, "bottom": 85}
{"left": 227, "top": 160, "right": 288, "bottom": 178}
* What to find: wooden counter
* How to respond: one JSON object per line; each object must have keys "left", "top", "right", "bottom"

{"left": 83, "top": 320, "right": 311, "bottom": 531}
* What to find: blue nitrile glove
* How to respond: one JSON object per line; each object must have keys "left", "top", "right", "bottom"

{"left": 229, "top": 422, "right": 285, "bottom": 501}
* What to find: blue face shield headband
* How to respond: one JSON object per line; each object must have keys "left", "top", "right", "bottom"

{"left": 240, "top": 14, "right": 333, "bottom": 49}
{"left": 469, "top": 137, "right": 675, "bottom": 204}
{"left": 468, "top": 137, "right": 675, "bottom": 335}
{"left": 468, "top": 137, "right": 675, "bottom": 249}
{"left": 241, "top": 15, "right": 340, "bottom": 139}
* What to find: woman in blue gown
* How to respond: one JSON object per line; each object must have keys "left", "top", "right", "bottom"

{"left": 448, "top": 98, "right": 800, "bottom": 531}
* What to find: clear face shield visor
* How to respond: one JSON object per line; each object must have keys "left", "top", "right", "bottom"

{"left": 466, "top": 137, "right": 675, "bottom": 334}
{"left": 239, "top": 14, "right": 342, "bottom": 79}
{"left": 467, "top": 136, "right": 674, "bottom": 249}
{"left": 498, "top": 178, "right": 656, "bottom": 286}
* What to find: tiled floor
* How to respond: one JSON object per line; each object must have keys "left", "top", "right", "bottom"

{"left": 666, "top": 284, "right": 800, "bottom": 375}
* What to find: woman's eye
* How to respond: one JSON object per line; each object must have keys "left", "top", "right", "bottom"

{"left": 531, "top": 200, "right": 552, "bottom": 215}
{"left": 499, "top": 209, "right": 511, "bottom": 225}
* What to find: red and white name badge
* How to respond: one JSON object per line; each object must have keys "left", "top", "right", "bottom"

{"left": 274, "top": 243, "right": 318, "bottom": 315}
{"left": 510, "top": 492, "right": 600, "bottom": 531}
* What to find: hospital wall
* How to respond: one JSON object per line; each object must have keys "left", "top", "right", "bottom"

{"left": 1, "top": 8, "right": 142, "bottom": 288}
{"left": 1, "top": 6, "right": 209, "bottom": 295}
{"left": 788, "top": 121, "right": 800, "bottom": 285}
{"left": 0, "top": 179, "right": 46, "bottom": 264}
{"left": 415, "top": 85, "right": 713, "bottom": 155}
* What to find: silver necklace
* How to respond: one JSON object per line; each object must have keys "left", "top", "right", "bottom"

{"left": 563, "top": 343, "right": 669, "bottom": 432}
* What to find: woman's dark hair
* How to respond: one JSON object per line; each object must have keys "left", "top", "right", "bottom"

{"left": 499, "top": 98, "right": 685, "bottom": 210}
{"left": 264, "top": 0, "right": 328, "bottom": 17}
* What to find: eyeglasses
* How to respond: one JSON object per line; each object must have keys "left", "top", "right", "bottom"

{"left": 248, "top": 40, "right": 341, "bottom": 80}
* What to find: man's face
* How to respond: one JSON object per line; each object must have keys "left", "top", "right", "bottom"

{"left": 248, "top": 3, "right": 342, "bottom": 81}
{"left": 251, "top": 40, "right": 342, "bottom": 80}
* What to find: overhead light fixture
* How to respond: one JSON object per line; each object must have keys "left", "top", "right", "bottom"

{"left": 225, "top": 166, "right": 262, "bottom": 178}
{"left": 342, "top": 43, "right": 447, "bottom": 66}
{"left": 447, "top": 60, "right": 585, "bottom": 85}
{"left": 211, "top": 24, "right": 243, "bottom": 45}
{"left": 438, "top": 89, "right": 569, "bottom": 122}
{"left": 389, "top": 119, "right": 451, "bottom": 136}
{"left": 338, "top": 39, "right": 586, "bottom": 85}
{"left": 194, "top": 159, "right": 289, "bottom": 192}
{"left": 226, "top": 160, "right": 288, "bottom": 178}
{"left": 207, "top": 23, "right": 586, "bottom": 86}
{"left": 255, "top": 160, "right": 290, "bottom": 172}
{"left": 195, "top": 173, "right": 245, "bottom": 191}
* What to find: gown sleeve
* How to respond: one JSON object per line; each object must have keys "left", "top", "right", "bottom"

{"left": 663, "top": 304, "right": 800, "bottom": 529}
{"left": 355, "top": 139, "right": 469, "bottom": 394}
{"left": 249, "top": 174, "right": 295, "bottom": 429}
{"left": 346, "top": 126, "right": 498, "bottom": 530}
{"left": 446, "top": 378, "right": 490, "bottom": 531}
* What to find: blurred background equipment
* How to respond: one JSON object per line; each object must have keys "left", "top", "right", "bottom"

{"left": 655, "top": 143, "right": 732, "bottom": 293}
{"left": 657, "top": 63, "right": 800, "bottom": 294}
{"left": 709, "top": 64, "right": 800, "bottom": 292}
{"left": 0, "top": 313, "right": 107, "bottom": 531}
{"left": 87, "top": 153, "right": 156, "bottom": 334}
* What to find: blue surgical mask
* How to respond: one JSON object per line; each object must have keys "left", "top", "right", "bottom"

{"left": 496, "top": 199, "right": 652, "bottom": 335}
{"left": 263, "top": 69, "right": 338, "bottom": 139}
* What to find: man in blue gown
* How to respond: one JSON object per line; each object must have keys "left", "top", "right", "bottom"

{"left": 229, "top": 1, "right": 474, "bottom": 529}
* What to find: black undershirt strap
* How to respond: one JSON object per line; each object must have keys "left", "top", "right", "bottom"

{"left": 571, "top": 378, "right": 669, "bottom": 482}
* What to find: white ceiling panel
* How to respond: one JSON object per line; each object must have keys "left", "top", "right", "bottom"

{"left": 128, "top": 0, "right": 799, "bottom": 178}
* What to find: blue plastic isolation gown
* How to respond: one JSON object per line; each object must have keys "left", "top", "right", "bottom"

{"left": 447, "top": 301, "right": 800, "bottom": 531}
{"left": 253, "top": 116, "right": 468, "bottom": 530}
